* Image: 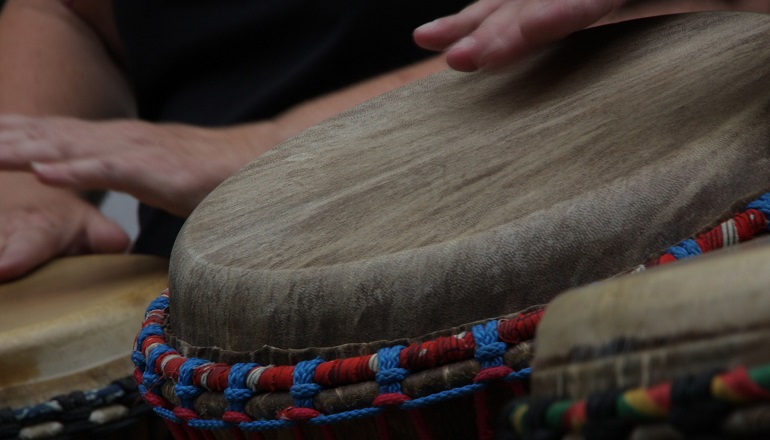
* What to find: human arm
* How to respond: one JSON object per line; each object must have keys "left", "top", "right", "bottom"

{"left": 0, "top": 55, "right": 449, "bottom": 219}
{"left": 0, "top": 0, "right": 134, "bottom": 281}
{"left": 413, "top": 0, "right": 770, "bottom": 72}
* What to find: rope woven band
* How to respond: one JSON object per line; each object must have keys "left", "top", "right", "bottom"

{"left": 133, "top": 296, "right": 539, "bottom": 439}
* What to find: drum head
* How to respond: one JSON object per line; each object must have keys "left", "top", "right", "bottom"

{"left": 170, "top": 12, "right": 770, "bottom": 362}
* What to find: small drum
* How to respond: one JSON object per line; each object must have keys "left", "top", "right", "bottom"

{"left": 0, "top": 255, "right": 168, "bottom": 440}
{"left": 505, "top": 236, "right": 770, "bottom": 439}
{"left": 133, "top": 11, "right": 770, "bottom": 440}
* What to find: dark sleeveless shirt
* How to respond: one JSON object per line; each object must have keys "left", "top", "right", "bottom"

{"left": 112, "top": 0, "right": 469, "bottom": 257}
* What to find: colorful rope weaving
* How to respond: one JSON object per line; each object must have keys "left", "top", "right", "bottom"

{"left": 506, "top": 364, "right": 770, "bottom": 439}
{"left": 133, "top": 292, "right": 539, "bottom": 439}
{"left": 635, "top": 192, "right": 770, "bottom": 271}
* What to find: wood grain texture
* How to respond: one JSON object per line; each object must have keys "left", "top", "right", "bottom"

{"left": 0, "top": 255, "right": 168, "bottom": 408}
{"left": 170, "top": 12, "right": 770, "bottom": 360}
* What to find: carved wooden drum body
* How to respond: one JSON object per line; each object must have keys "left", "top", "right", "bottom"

{"left": 133, "top": 12, "right": 770, "bottom": 440}
{"left": 0, "top": 255, "right": 168, "bottom": 440}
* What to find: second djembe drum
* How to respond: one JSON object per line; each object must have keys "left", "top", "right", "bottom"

{"left": 504, "top": 237, "right": 770, "bottom": 439}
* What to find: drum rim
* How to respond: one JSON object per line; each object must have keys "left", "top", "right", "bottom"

{"left": 134, "top": 291, "right": 538, "bottom": 433}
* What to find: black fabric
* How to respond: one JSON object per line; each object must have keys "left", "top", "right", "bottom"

{"left": 112, "top": 0, "right": 470, "bottom": 257}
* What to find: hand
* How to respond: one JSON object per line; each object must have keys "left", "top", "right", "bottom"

{"left": 0, "top": 173, "right": 130, "bottom": 282}
{"left": 414, "top": 0, "right": 770, "bottom": 72}
{"left": 0, "top": 115, "right": 278, "bottom": 217}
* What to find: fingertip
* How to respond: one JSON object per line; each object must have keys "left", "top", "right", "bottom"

{"left": 86, "top": 214, "right": 131, "bottom": 254}
{"left": 413, "top": 19, "right": 454, "bottom": 51}
{"left": 31, "top": 162, "right": 79, "bottom": 187}
{"left": 31, "top": 161, "right": 57, "bottom": 182}
{"left": 414, "top": 19, "right": 439, "bottom": 36}
{"left": 445, "top": 37, "right": 481, "bottom": 72}
{"left": 0, "top": 237, "right": 48, "bottom": 282}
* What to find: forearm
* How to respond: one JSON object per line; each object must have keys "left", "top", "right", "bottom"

{"left": 274, "top": 55, "right": 448, "bottom": 137}
{"left": 0, "top": 0, "right": 134, "bottom": 117}
{"left": 224, "top": 56, "right": 449, "bottom": 155}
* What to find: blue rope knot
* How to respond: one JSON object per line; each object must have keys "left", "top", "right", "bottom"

{"left": 175, "top": 384, "right": 202, "bottom": 400}
{"left": 667, "top": 238, "right": 702, "bottom": 260}
{"left": 136, "top": 324, "right": 165, "bottom": 351}
{"left": 145, "top": 296, "right": 169, "bottom": 315}
{"left": 376, "top": 368, "right": 409, "bottom": 385}
{"left": 224, "top": 388, "right": 254, "bottom": 403}
{"left": 291, "top": 358, "right": 324, "bottom": 408}
{"left": 290, "top": 383, "right": 324, "bottom": 400}
{"left": 375, "top": 345, "right": 408, "bottom": 394}
{"left": 229, "top": 363, "right": 258, "bottom": 388}
{"left": 142, "top": 371, "right": 161, "bottom": 388}
{"left": 225, "top": 363, "right": 258, "bottom": 410}
{"left": 377, "top": 346, "right": 405, "bottom": 370}
{"left": 132, "top": 351, "right": 146, "bottom": 369}
{"left": 472, "top": 321, "right": 505, "bottom": 368}
{"left": 179, "top": 358, "right": 208, "bottom": 381}
{"left": 474, "top": 342, "right": 507, "bottom": 362}
{"left": 144, "top": 344, "right": 175, "bottom": 387}
{"left": 176, "top": 358, "right": 208, "bottom": 408}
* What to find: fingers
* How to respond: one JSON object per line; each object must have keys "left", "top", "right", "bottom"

{"left": 1, "top": 115, "right": 249, "bottom": 218}
{"left": 445, "top": 1, "right": 532, "bottom": 72}
{"left": 0, "top": 115, "right": 131, "bottom": 192}
{"left": 0, "top": 115, "right": 94, "bottom": 169}
{"left": 0, "top": 227, "right": 59, "bottom": 282}
{"left": 80, "top": 210, "right": 131, "bottom": 255}
{"left": 414, "top": 0, "right": 508, "bottom": 51}
{"left": 32, "top": 158, "right": 112, "bottom": 189}
{"left": 414, "top": 0, "right": 623, "bottom": 72}
{"left": 0, "top": 217, "right": 130, "bottom": 282}
{"left": 0, "top": 195, "right": 130, "bottom": 282}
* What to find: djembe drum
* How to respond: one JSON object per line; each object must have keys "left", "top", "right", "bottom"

{"left": 133, "top": 11, "right": 770, "bottom": 440}
{"left": 504, "top": 236, "right": 770, "bottom": 439}
{"left": 0, "top": 255, "right": 168, "bottom": 440}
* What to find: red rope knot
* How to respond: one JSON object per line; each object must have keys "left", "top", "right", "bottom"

{"left": 277, "top": 406, "right": 322, "bottom": 422}
{"left": 133, "top": 368, "right": 143, "bottom": 385}
{"left": 222, "top": 410, "right": 253, "bottom": 424}
{"left": 372, "top": 393, "right": 411, "bottom": 407}
{"left": 474, "top": 366, "right": 514, "bottom": 383}
{"left": 173, "top": 407, "right": 201, "bottom": 422}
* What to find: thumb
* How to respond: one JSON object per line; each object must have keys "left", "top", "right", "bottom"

{"left": 81, "top": 210, "right": 132, "bottom": 254}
